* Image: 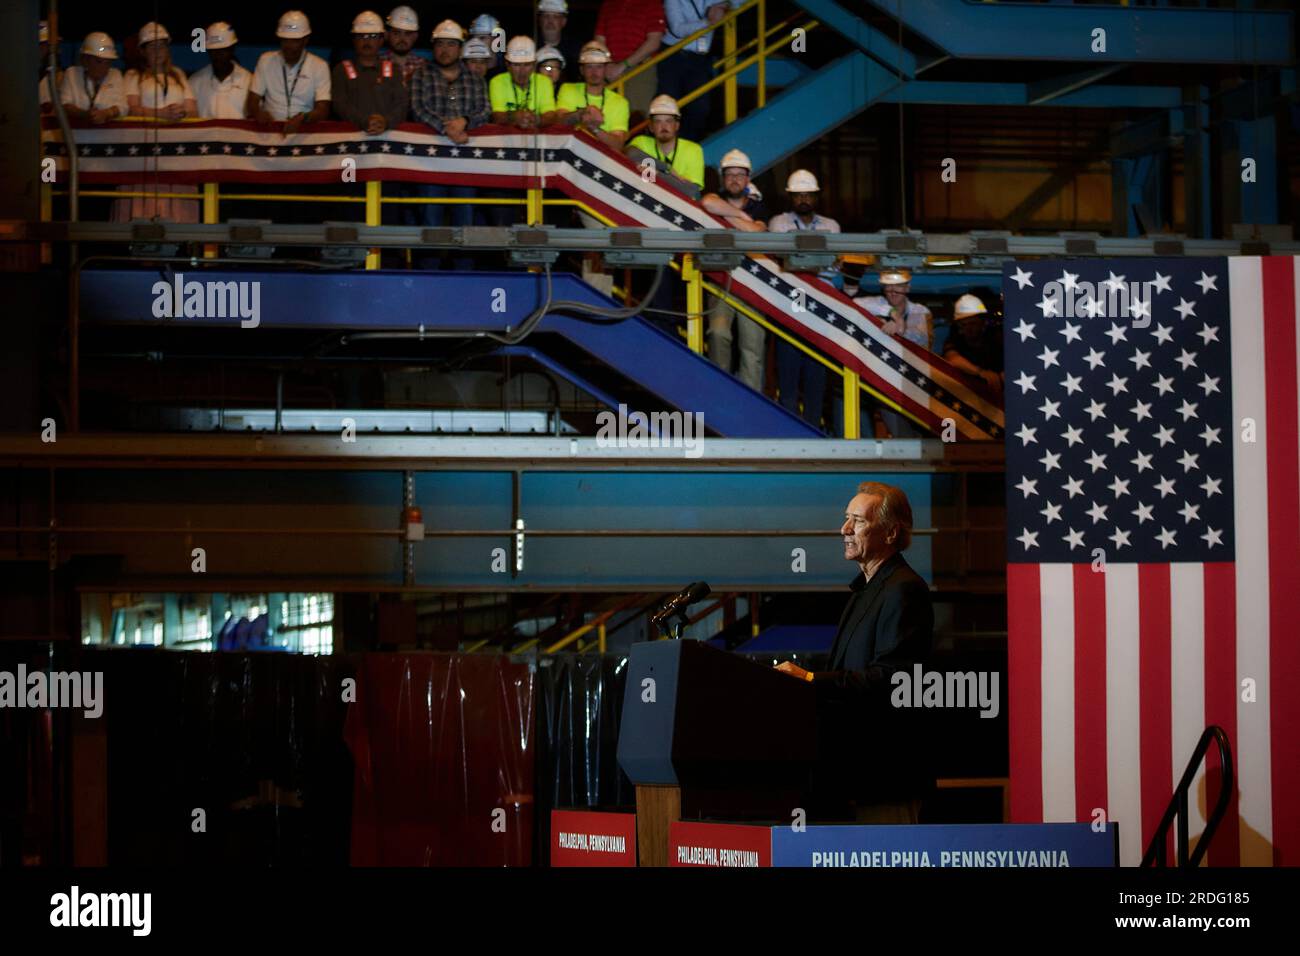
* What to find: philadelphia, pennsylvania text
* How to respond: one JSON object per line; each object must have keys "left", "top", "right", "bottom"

{"left": 812, "top": 849, "right": 1072, "bottom": 867}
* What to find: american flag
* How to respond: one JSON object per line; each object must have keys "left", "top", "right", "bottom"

{"left": 1004, "top": 257, "right": 1299, "bottom": 867}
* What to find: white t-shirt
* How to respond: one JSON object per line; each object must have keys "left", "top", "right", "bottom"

{"left": 251, "top": 50, "right": 331, "bottom": 120}
{"left": 124, "top": 67, "right": 194, "bottom": 114}
{"left": 189, "top": 62, "right": 253, "bottom": 119}
{"left": 58, "top": 65, "right": 128, "bottom": 114}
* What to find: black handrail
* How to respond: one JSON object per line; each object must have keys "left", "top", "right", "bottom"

{"left": 1141, "top": 725, "right": 1234, "bottom": 867}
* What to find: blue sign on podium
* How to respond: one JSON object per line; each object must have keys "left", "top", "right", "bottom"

{"left": 772, "top": 823, "right": 1118, "bottom": 867}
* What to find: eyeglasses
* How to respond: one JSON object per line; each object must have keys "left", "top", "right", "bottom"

{"left": 356, "top": 33, "right": 383, "bottom": 40}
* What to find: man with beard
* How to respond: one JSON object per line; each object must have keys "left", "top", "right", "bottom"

{"left": 381, "top": 6, "right": 427, "bottom": 88}
{"left": 556, "top": 41, "right": 629, "bottom": 150}
{"left": 626, "top": 94, "right": 703, "bottom": 189}
{"left": 539, "top": 0, "right": 584, "bottom": 73}
{"left": 332, "top": 11, "right": 408, "bottom": 134}
{"left": 699, "top": 149, "right": 768, "bottom": 390}
{"left": 409, "top": 19, "right": 489, "bottom": 268}
{"left": 768, "top": 170, "right": 840, "bottom": 429}
{"left": 190, "top": 23, "right": 252, "bottom": 119}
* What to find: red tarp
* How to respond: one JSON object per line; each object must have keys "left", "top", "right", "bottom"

{"left": 347, "top": 653, "right": 535, "bottom": 866}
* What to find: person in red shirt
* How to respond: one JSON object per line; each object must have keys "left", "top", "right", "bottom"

{"left": 594, "top": 0, "right": 665, "bottom": 117}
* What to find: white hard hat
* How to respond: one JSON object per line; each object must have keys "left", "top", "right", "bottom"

{"left": 537, "top": 45, "right": 565, "bottom": 67}
{"left": 880, "top": 268, "right": 912, "bottom": 286}
{"left": 206, "top": 22, "right": 238, "bottom": 50}
{"left": 538, "top": 0, "right": 569, "bottom": 13}
{"left": 138, "top": 22, "right": 171, "bottom": 46}
{"left": 276, "top": 10, "right": 312, "bottom": 39}
{"left": 80, "top": 32, "right": 118, "bottom": 59}
{"left": 785, "top": 169, "right": 819, "bottom": 193}
{"left": 352, "top": 11, "right": 385, "bottom": 34}
{"left": 954, "top": 293, "right": 987, "bottom": 320}
{"left": 648, "top": 94, "right": 681, "bottom": 118}
{"left": 505, "top": 36, "right": 536, "bottom": 63}
{"left": 431, "top": 19, "right": 465, "bottom": 42}
{"left": 470, "top": 14, "right": 500, "bottom": 36}
{"left": 387, "top": 5, "right": 419, "bottom": 31}
{"left": 719, "top": 149, "right": 751, "bottom": 173}
{"left": 462, "top": 37, "right": 491, "bottom": 59}
{"left": 578, "top": 41, "right": 611, "bottom": 65}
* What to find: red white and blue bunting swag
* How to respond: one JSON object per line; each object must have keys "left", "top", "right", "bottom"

{"left": 44, "top": 120, "right": 1004, "bottom": 440}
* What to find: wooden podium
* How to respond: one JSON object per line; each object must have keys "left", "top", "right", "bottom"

{"left": 615, "top": 639, "right": 817, "bottom": 866}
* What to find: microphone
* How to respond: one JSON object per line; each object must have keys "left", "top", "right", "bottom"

{"left": 650, "top": 581, "right": 711, "bottom": 629}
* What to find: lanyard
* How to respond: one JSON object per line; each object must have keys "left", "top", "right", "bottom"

{"left": 511, "top": 77, "right": 533, "bottom": 111}
{"left": 584, "top": 87, "right": 605, "bottom": 110}
{"left": 654, "top": 140, "right": 677, "bottom": 168}
{"left": 85, "top": 73, "right": 103, "bottom": 108}
{"left": 281, "top": 57, "right": 303, "bottom": 113}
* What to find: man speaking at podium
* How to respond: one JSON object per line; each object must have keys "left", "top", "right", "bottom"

{"left": 777, "top": 481, "right": 934, "bottom": 823}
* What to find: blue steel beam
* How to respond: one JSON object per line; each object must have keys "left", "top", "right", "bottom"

{"left": 790, "top": 0, "right": 926, "bottom": 78}
{"left": 703, "top": 52, "right": 1181, "bottom": 172}
{"left": 79, "top": 268, "right": 820, "bottom": 439}
{"left": 865, "top": 0, "right": 1292, "bottom": 64}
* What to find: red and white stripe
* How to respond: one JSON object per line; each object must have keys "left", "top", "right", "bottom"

{"left": 1009, "top": 256, "right": 1300, "bottom": 867}
{"left": 46, "top": 120, "right": 1004, "bottom": 439}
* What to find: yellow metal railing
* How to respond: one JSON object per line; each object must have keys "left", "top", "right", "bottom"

{"left": 615, "top": 0, "right": 820, "bottom": 139}
{"left": 698, "top": 272, "right": 930, "bottom": 438}
{"left": 608, "top": 0, "right": 811, "bottom": 132}
{"left": 507, "top": 593, "right": 650, "bottom": 655}
{"left": 45, "top": 182, "right": 921, "bottom": 438}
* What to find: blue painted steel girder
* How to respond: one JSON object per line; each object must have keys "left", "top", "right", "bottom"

{"left": 79, "top": 268, "right": 820, "bottom": 439}
{"left": 864, "top": 0, "right": 1292, "bottom": 65}
{"left": 702, "top": 50, "right": 1182, "bottom": 172}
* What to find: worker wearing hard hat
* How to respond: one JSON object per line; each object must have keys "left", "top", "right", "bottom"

{"left": 59, "top": 32, "right": 128, "bottom": 124}
{"left": 410, "top": 19, "right": 489, "bottom": 264}
{"left": 942, "top": 293, "right": 1004, "bottom": 395}
{"left": 556, "top": 42, "right": 629, "bottom": 149}
{"left": 489, "top": 37, "right": 558, "bottom": 129}
{"left": 626, "top": 94, "right": 705, "bottom": 189}
{"left": 468, "top": 13, "right": 504, "bottom": 71}
{"left": 382, "top": 6, "right": 427, "bottom": 88}
{"left": 769, "top": 170, "right": 841, "bottom": 429}
{"left": 854, "top": 268, "right": 934, "bottom": 351}
{"left": 190, "top": 23, "right": 252, "bottom": 119}
{"left": 461, "top": 37, "right": 493, "bottom": 79}
{"left": 332, "top": 12, "right": 408, "bottom": 134}
{"left": 248, "top": 11, "right": 332, "bottom": 133}
{"left": 537, "top": 45, "right": 566, "bottom": 89}
{"left": 539, "top": 0, "right": 583, "bottom": 74}
{"left": 698, "top": 150, "right": 770, "bottom": 391}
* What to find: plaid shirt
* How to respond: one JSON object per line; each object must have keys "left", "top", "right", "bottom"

{"left": 410, "top": 60, "right": 490, "bottom": 134}
{"left": 379, "top": 50, "right": 428, "bottom": 89}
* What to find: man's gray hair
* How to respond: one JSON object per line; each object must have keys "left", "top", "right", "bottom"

{"left": 857, "top": 481, "right": 913, "bottom": 551}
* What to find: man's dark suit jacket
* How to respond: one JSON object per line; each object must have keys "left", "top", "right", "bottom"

{"left": 815, "top": 551, "right": 934, "bottom": 806}
{"left": 826, "top": 551, "right": 933, "bottom": 685}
